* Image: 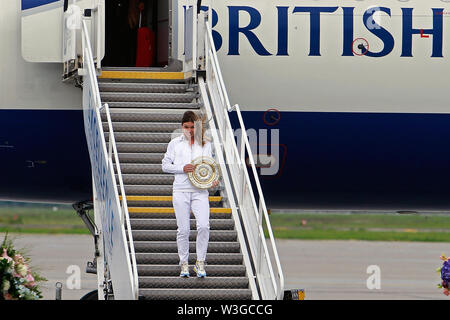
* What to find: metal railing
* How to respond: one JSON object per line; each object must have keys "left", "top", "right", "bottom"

{"left": 184, "top": 3, "right": 197, "bottom": 73}
{"left": 102, "top": 102, "right": 139, "bottom": 300}
{"left": 201, "top": 13, "right": 285, "bottom": 299}
{"left": 81, "top": 17, "right": 139, "bottom": 300}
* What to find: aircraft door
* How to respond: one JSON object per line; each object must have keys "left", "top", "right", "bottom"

{"left": 21, "top": 0, "right": 105, "bottom": 66}
{"left": 184, "top": 0, "right": 198, "bottom": 72}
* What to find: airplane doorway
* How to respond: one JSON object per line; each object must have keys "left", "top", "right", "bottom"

{"left": 102, "top": 0, "right": 169, "bottom": 68}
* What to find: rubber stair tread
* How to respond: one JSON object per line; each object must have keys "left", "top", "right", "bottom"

{"left": 119, "top": 185, "right": 221, "bottom": 197}
{"left": 122, "top": 185, "right": 220, "bottom": 196}
{"left": 97, "top": 77, "right": 187, "bottom": 83}
{"left": 101, "top": 113, "right": 183, "bottom": 123}
{"left": 129, "top": 210, "right": 231, "bottom": 219}
{"left": 116, "top": 142, "right": 169, "bottom": 147}
{"left": 115, "top": 143, "right": 169, "bottom": 153}
{"left": 100, "top": 92, "right": 197, "bottom": 103}
{"left": 104, "top": 108, "right": 196, "bottom": 114}
{"left": 119, "top": 174, "right": 173, "bottom": 185}
{"left": 106, "top": 102, "right": 202, "bottom": 109}
{"left": 120, "top": 173, "right": 172, "bottom": 177}
{"left": 126, "top": 201, "right": 224, "bottom": 208}
{"left": 104, "top": 122, "right": 179, "bottom": 133}
{"left": 100, "top": 91, "right": 197, "bottom": 98}
{"left": 129, "top": 218, "right": 234, "bottom": 230}
{"left": 128, "top": 207, "right": 231, "bottom": 213}
{"left": 138, "top": 288, "right": 252, "bottom": 300}
{"left": 131, "top": 230, "right": 237, "bottom": 241}
{"left": 117, "top": 153, "right": 165, "bottom": 164}
{"left": 123, "top": 195, "right": 223, "bottom": 202}
{"left": 123, "top": 185, "right": 174, "bottom": 195}
{"left": 138, "top": 276, "right": 249, "bottom": 289}
{"left": 136, "top": 264, "right": 246, "bottom": 277}
{"left": 107, "top": 133, "right": 173, "bottom": 143}
{"left": 115, "top": 164, "right": 165, "bottom": 174}
{"left": 98, "top": 82, "right": 189, "bottom": 93}
{"left": 123, "top": 194, "right": 224, "bottom": 208}
{"left": 132, "top": 241, "right": 241, "bottom": 253}
{"left": 135, "top": 253, "right": 243, "bottom": 265}
{"left": 121, "top": 173, "right": 173, "bottom": 177}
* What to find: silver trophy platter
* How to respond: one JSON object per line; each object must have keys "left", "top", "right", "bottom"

{"left": 187, "top": 156, "right": 220, "bottom": 189}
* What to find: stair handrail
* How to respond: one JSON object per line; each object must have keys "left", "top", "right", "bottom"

{"left": 102, "top": 102, "right": 139, "bottom": 300}
{"left": 81, "top": 17, "right": 139, "bottom": 299}
{"left": 202, "top": 17, "right": 285, "bottom": 299}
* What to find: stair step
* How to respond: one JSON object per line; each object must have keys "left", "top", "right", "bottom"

{"left": 128, "top": 207, "right": 231, "bottom": 214}
{"left": 129, "top": 218, "right": 235, "bottom": 231}
{"left": 97, "top": 71, "right": 185, "bottom": 81}
{"left": 106, "top": 108, "right": 195, "bottom": 114}
{"left": 118, "top": 153, "right": 165, "bottom": 164}
{"left": 135, "top": 253, "right": 243, "bottom": 265}
{"left": 126, "top": 200, "right": 223, "bottom": 208}
{"left": 115, "top": 164, "right": 165, "bottom": 174}
{"left": 139, "top": 277, "right": 249, "bottom": 289}
{"left": 123, "top": 195, "right": 223, "bottom": 202}
{"left": 104, "top": 122, "right": 179, "bottom": 133}
{"left": 116, "top": 143, "right": 169, "bottom": 154}
{"left": 123, "top": 185, "right": 220, "bottom": 196}
{"left": 124, "top": 185, "right": 171, "bottom": 196}
{"left": 120, "top": 174, "right": 173, "bottom": 185}
{"left": 133, "top": 241, "right": 241, "bottom": 253}
{"left": 107, "top": 133, "right": 173, "bottom": 144}
{"left": 123, "top": 195, "right": 224, "bottom": 208}
{"left": 100, "top": 92, "right": 197, "bottom": 103}
{"left": 106, "top": 102, "right": 202, "bottom": 109}
{"left": 137, "top": 264, "right": 246, "bottom": 277}
{"left": 101, "top": 112, "right": 183, "bottom": 123}
{"left": 129, "top": 210, "right": 231, "bottom": 219}
{"left": 98, "top": 82, "right": 190, "bottom": 93}
{"left": 139, "top": 288, "right": 252, "bottom": 300}
{"left": 132, "top": 230, "right": 237, "bottom": 242}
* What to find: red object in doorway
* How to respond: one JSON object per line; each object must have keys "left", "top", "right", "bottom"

{"left": 136, "top": 4, "right": 154, "bottom": 67}
{"left": 136, "top": 27, "right": 155, "bottom": 67}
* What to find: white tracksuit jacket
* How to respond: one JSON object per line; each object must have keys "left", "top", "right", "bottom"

{"left": 161, "top": 134, "right": 212, "bottom": 193}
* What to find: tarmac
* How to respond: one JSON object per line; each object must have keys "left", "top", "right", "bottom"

{"left": 1, "top": 233, "right": 448, "bottom": 300}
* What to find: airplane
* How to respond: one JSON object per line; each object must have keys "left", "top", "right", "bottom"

{"left": 4, "top": 0, "right": 450, "bottom": 212}
{"left": 2, "top": 0, "right": 448, "bottom": 301}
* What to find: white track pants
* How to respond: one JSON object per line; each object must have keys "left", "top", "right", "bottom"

{"left": 173, "top": 191, "right": 210, "bottom": 265}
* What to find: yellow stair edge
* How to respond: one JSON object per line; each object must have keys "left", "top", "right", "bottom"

{"left": 98, "top": 70, "right": 186, "bottom": 80}
{"left": 128, "top": 207, "right": 232, "bottom": 214}
{"left": 122, "top": 196, "right": 223, "bottom": 202}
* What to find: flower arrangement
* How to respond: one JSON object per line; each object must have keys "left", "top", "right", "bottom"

{"left": 437, "top": 254, "right": 450, "bottom": 296}
{"left": 0, "top": 234, "right": 46, "bottom": 300}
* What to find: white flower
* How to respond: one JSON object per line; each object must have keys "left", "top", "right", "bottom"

{"left": 16, "top": 264, "right": 28, "bottom": 277}
{"left": 2, "top": 279, "right": 10, "bottom": 292}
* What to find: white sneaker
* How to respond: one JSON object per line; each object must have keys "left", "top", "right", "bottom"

{"left": 180, "top": 262, "right": 190, "bottom": 278}
{"left": 194, "top": 260, "right": 206, "bottom": 278}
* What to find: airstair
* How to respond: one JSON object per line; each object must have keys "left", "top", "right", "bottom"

{"left": 76, "top": 3, "right": 284, "bottom": 300}
{"left": 100, "top": 78, "right": 254, "bottom": 300}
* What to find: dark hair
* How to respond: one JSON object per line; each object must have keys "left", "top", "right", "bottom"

{"left": 182, "top": 111, "right": 198, "bottom": 124}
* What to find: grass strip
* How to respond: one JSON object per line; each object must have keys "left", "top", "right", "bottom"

{"left": 0, "top": 227, "right": 90, "bottom": 235}
{"left": 268, "top": 228, "right": 450, "bottom": 242}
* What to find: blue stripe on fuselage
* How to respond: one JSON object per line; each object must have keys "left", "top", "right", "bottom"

{"left": 21, "top": 0, "right": 60, "bottom": 10}
{"left": 2, "top": 109, "right": 450, "bottom": 210}
{"left": 0, "top": 109, "right": 92, "bottom": 204}
{"left": 229, "top": 111, "right": 450, "bottom": 210}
